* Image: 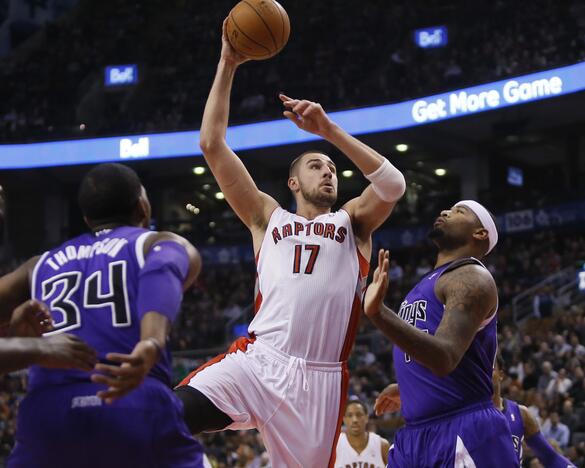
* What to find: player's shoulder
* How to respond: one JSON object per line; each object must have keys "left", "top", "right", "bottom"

{"left": 437, "top": 260, "right": 496, "bottom": 292}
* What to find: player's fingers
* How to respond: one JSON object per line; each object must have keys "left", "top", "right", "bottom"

{"left": 283, "top": 111, "right": 301, "bottom": 127}
{"left": 281, "top": 98, "right": 299, "bottom": 108}
{"left": 302, "top": 103, "right": 317, "bottom": 117}
{"left": 279, "top": 93, "right": 294, "bottom": 102}
{"left": 378, "top": 249, "right": 384, "bottom": 268}
{"left": 105, "top": 353, "right": 144, "bottom": 366}
{"left": 292, "top": 100, "right": 310, "bottom": 115}
{"left": 382, "top": 257, "right": 390, "bottom": 273}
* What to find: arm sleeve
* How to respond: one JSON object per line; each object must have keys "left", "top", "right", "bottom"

{"left": 136, "top": 241, "right": 190, "bottom": 323}
{"left": 526, "top": 432, "right": 576, "bottom": 468}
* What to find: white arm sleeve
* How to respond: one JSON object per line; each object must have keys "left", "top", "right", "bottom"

{"left": 364, "top": 159, "right": 406, "bottom": 202}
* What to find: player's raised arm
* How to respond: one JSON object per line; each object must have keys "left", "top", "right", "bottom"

{"left": 280, "top": 94, "right": 406, "bottom": 238}
{"left": 199, "top": 19, "right": 278, "bottom": 234}
{"left": 92, "top": 232, "right": 201, "bottom": 403}
{"left": 364, "top": 250, "right": 496, "bottom": 377}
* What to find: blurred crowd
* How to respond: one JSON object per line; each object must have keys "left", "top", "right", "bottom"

{"left": 0, "top": 0, "right": 584, "bottom": 142}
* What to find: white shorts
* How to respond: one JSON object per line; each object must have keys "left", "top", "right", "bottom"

{"left": 180, "top": 337, "right": 349, "bottom": 468}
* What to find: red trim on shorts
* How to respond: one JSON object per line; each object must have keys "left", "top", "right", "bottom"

{"left": 177, "top": 336, "right": 256, "bottom": 387}
{"left": 328, "top": 361, "right": 350, "bottom": 468}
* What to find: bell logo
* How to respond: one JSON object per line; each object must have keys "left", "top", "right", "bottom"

{"left": 120, "top": 138, "right": 150, "bottom": 159}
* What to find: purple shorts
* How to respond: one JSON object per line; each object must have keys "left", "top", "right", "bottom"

{"left": 388, "top": 401, "right": 519, "bottom": 467}
{"left": 8, "top": 378, "right": 204, "bottom": 468}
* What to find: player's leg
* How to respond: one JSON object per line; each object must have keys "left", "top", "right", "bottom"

{"left": 175, "top": 385, "right": 233, "bottom": 433}
{"left": 258, "top": 360, "right": 347, "bottom": 468}
{"left": 174, "top": 337, "right": 260, "bottom": 434}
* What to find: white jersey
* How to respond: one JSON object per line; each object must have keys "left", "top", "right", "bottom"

{"left": 249, "top": 207, "right": 369, "bottom": 362}
{"left": 336, "top": 432, "right": 385, "bottom": 468}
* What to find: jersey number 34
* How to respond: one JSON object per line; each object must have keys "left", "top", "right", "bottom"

{"left": 40, "top": 261, "right": 131, "bottom": 334}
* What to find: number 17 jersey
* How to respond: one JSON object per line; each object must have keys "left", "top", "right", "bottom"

{"left": 29, "top": 226, "right": 169, "bottom": 391}
{"left": 249, "top": 207, "right": 369, "bottom": 363}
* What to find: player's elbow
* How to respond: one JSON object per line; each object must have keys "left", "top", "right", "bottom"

{"left": 199, "top": 137, "right": 221, "bottom": 154}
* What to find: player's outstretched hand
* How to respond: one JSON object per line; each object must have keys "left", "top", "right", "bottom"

{"left": 221, "top": 18, "right": 249, "bottom": 66}
{"left": 9, "top": 299, "right": 53, "bottom": 337}
{"left": 92, "top": 339, "right": 160, "bottom": 404}
{"left": 374, "top": 383, "right": 401, "bottom": 416}
{"left": 37, "top": 334, "right": 98, "bottom": 371}
{"left": 279, "top": 93, "right": 334, "bottom": 137}
{"left": 364, "top": 249, "right": 390, "bottom": 318}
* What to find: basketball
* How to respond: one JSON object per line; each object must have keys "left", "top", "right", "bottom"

{"left": 226, "top": 0, "right": 290, "bottom": 60}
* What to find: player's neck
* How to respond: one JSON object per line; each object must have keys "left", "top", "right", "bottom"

{"left": 347, "top": 431, "right": 369, "bottom": 452}
{"left": 435, "top": 247, "right": 480, "bottom": 269}
{"left": 295, "top": 202, "right": 331, "bottom": 220}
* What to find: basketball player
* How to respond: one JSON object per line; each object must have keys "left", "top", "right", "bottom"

{"left": 175, "top": 20, "right": 406, "bottom": 467}
{"left": 363, "top": 202, "right": 519, "bottom": 466}
{"left": 493, "top": 356, "right": 576, "bottom": 467}
{"left": 335, "top": 399, "right": 389, "bottom": 468}
{"left": 375, "top": 357, "right": 576, "bottom": 467}
{"left": 3, "top": 163, "right": 205, "bottom": 468}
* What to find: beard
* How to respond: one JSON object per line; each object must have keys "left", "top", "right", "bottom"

{"left": 299, "top": 182, "right": 337, "bottom": 208}
{"left": 427, "top": 226, "right": 466, "bottom": 251}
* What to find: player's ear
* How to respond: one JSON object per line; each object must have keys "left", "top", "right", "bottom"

{"left": 472, "top": 227, "right": 489, "bottom": 242}
{"left": 288, "top": 176, "right": 299, "bottom": 193}
{"left": 134, "top": 197, "right": 151, "bottom": 228}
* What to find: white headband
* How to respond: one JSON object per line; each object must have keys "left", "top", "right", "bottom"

{"left": 456, "top": 200, "right": 498, "bottom": 254}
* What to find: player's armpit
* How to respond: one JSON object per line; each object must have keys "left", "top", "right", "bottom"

{"left": 433, "top": 265, "right": 497, "bottom": 375}
{"left": 343, "top": 186, "right": 398, "bottom": 240}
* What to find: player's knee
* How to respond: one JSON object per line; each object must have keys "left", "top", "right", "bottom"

{"left": 175, "top": 386, "right": 233, "bottom": 434}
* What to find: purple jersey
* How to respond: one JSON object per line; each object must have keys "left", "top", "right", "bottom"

{"left": 393, "top": 257, "right": 498, "bottom": 424}
{"left": 503, "top": 399, "right": 525, "bottom": 463}
{"left": 29, "top": 226, "right": 172, "bottom": 390}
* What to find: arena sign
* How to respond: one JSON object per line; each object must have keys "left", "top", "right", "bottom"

{"left": 1, "top": 62, "right": 585, "bottom": 169}
{"left": 411, "top": 75, "right": 563, "bottom": 123}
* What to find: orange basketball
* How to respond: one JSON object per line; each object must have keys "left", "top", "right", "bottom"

{"left": 226, "top": 0, "right": 290, "bottom": 60}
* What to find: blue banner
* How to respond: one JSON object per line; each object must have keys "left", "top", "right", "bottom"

{"left": 1, "top": 62, "right": 585, "bottom": 169}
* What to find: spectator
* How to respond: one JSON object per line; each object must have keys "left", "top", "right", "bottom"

{"left": 538, "top": 361, "right": 558, "bottom": 392}
{"left": 542, "top": 412, "right": 571, "bottom": 448}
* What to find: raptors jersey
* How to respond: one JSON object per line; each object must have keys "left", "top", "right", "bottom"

{"left": 249, "top": 207, "right": 369, "bottom": 362}
{"left": 335, "top": 432, "right": 385, "bottom": 468}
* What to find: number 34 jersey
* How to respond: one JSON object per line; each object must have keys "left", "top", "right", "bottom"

{"left": 29, "top": 226, "right": 162, "bottom": 390}
{"left": 249, "top": 208, "right": 369, "bottom": 363}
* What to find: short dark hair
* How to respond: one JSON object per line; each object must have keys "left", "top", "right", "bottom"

{"left": 346, "top": 398, "right": 368, "bottom": 415}
{"left": 78, "top": 163, "right": 142, "bottom": 223}
{"left": 288, "top": 150, "right": 332, "bottom": 177}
